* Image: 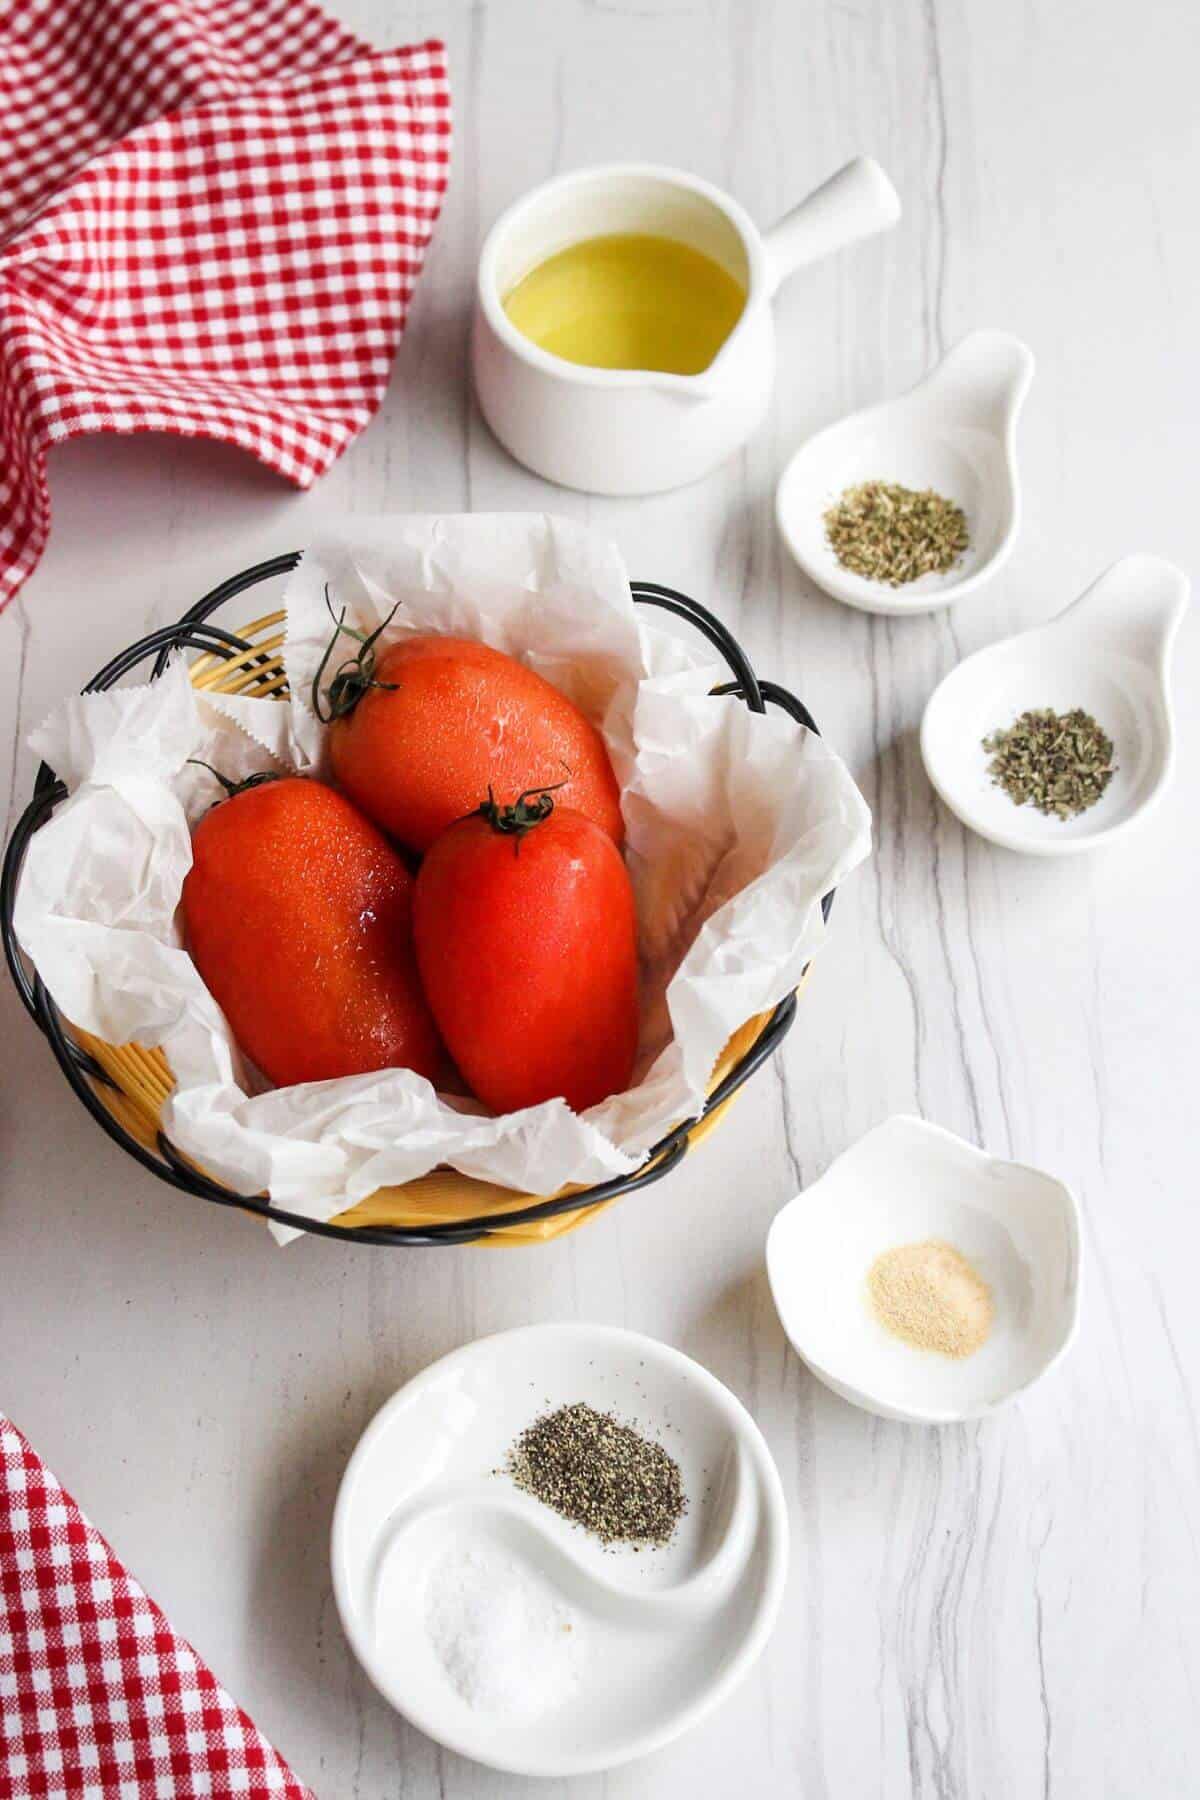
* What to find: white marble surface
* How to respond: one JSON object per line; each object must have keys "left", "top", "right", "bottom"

{"left": 2, "top": 1, "right": 1199, "bottom": 1793}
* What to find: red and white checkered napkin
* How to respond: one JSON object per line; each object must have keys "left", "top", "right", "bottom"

{"left": 0, "top": 1414, "right": 315, "bottom": 1799}
{"left": 0, "top": 0, "right": 452, "bottom": 612}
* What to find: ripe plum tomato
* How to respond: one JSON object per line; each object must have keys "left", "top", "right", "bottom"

{"left": 412, "top": 789, "right": 639, "bottom": 1114}
{"left": 322, "top": 630, "right": 624, "bottom": 854}
{"left": 181, "top": 775, "right": 442, "bottom": 1088}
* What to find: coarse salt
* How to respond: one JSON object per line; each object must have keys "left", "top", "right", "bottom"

{"left": 424, "top": 1544, "right": 582, "bottom": 1718}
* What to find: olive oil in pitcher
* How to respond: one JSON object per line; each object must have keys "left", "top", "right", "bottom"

{"left": 503, "top": 234, "right": 746, "bottom": 377}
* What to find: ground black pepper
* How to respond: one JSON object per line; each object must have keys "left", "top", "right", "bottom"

{"left": 506, "top": 1402, "right": 686, "bottom": 1548}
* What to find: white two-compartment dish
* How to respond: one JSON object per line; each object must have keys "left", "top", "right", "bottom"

{"left": 332, "top": 1324, "right": 788, "bottom": 1776}
{"left": 766, "top": 1117, "right": 1081, "bottom": 1423}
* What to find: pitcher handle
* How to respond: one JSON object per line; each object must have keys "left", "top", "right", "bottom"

{"left": 762, "top": 157, "right": 901, "bottom": 298}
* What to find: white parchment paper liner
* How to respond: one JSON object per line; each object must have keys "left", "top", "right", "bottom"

{"left": 15, "top": 515, "right": 871, "bottom": 1241}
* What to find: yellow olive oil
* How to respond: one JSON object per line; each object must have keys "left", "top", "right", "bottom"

{"left": 503, "top": 233, "right": 746, "bottom": 376}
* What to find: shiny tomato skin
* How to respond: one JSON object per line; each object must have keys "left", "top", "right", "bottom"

{"left": 181, "top": 778, "right": 442, "bottom": 1088}
{"left": 412, "top": 807, "right": 639, "bottom": 1114}
{"left": 327, "top": 635, "right": 624, "bottom": 854}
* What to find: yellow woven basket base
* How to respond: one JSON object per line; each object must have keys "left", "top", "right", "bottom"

{"left": 63, "top": 608, "right": 804, "bottom": 1244}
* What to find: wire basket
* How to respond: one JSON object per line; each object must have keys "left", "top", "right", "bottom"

{"left": 1, "top": 554, "right": 833, "bottom": 1246}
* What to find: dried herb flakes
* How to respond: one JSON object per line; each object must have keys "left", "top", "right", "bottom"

{"left": 982, "top": 707, "right": 1116, "bottom": 820}
{"left": 824, "top": 480, "right": 969, "bottom": 586}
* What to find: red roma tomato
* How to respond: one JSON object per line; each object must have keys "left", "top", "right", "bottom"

{"left": 325, "top": 633, "right": 624, "bottom": 854}
{"left": 412, "top": 792, "right": 639, "bottom": 1114}
{"left": 181, "top": 776, "right": 443, "bottom": 1088}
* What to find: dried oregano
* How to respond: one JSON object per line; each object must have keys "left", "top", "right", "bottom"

{"left": 824, "top": 480, "right": 969, "bottom": 585}
{"left": 982, "top": 707, "right": 1116, "bottom": 819}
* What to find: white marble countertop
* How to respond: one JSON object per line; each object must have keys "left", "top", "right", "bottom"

{"left": 3, "top": 2, "right": 1199, "bottom": 1794}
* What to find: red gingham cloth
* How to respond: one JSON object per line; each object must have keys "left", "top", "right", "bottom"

{"left": 0, "top": 0, "right": 452, "bottom": 612}
{"left": 0, "top": 1414, "right": 315, "bottom": 1799}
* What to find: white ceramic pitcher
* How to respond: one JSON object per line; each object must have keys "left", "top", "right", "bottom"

{"left": 471, "top": 158, "right": 901, "bottom": 496}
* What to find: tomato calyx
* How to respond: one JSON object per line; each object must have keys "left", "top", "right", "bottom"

{"left": 187, "top": 760, "right": 284, "bottom": 809}
{"left": 476, "top": 777, "right": 568, "bottom": 847}
{"left": 311, "top": 585, "right": 401, "bottom": 724}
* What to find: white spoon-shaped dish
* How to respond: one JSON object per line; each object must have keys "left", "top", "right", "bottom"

{"left": 766, "top": 1116, "right": 1082, "bottom": 1424}
{"left": 921, "top": 554, "right": 1189, "bottom": 855}
{"left": 331, "top": 1324, "right": 788, "bottom": 1778}
{"left": 776, "top": 329, "right": 1034, "bottom": 615}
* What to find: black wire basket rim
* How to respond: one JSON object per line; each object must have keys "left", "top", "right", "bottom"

{"left": 1, "top": 552, "right": 833, "bottom": 1247}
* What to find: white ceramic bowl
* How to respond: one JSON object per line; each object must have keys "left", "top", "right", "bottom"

{"left": 921, "top": 553, "right": 1189, "bottom": 855}
{"left": 766, "top": 1116, "right": 1081, "bottom": 1423}
{"left": 775, "top": 330, "right": 1034, "bottom": 615}
{"left": 331, "top": 1324, "right": 788, "bottom": 1776}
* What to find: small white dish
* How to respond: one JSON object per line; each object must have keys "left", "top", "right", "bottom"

{"left": 332, "top": 1324, "right": 788, "bottom": 1777}
{"left": 765, "top": 1116, "right": 1081, "bottom": 1424}
{"left": 775, "top": 329, "right": 1034, "bottom": 615}
{"left": 920, "top": 554, "right": 1189, "bottom": 855}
